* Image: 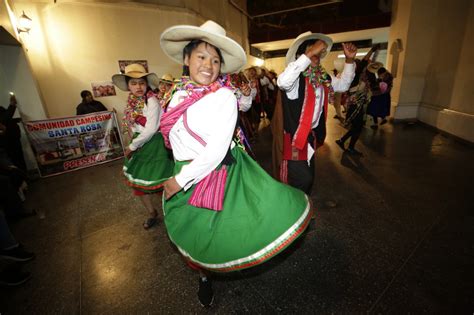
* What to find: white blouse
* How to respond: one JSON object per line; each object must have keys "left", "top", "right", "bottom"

{"left": 236, "top": 90, "right": 252, "bottom": 112}
{"left": 277, "top": 54, "right": 356, "bottom": 129}
{"left": 129, "top": 96, "right": 161, "bottom": 151}
{"left": 167, "top": 88, "right": 238, "bottom": 190}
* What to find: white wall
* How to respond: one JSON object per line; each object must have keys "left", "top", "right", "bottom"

{"left": 9, "top": 0, "right": 249, "bottom": 118}
{"left": 417, "top": 0, "right": 474, "bottom": 142}
{"left": 0, "top": 45, "right": 46, "bottom": 170}
{"left": 0, "top": 45, "right": 47, "bottom": 121}
{"left": 389, "top": 0, "right": 473, "bottom": 142}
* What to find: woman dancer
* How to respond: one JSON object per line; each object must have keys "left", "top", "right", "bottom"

{"left": 112, "top": 64, "right": 174, "bottom": 229}
{"left": 159, "top": 21, "right": 312, "bottom": 306}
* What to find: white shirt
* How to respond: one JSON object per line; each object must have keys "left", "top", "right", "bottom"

{"left": 234, "top": 89, "right": 252, "bottom": 112}
{"left": 167, "top": 88, "right": 238, "bottom": 190}
{"left": 250, "top": 87, "right": 257, "bottom": 100}
{"left": 129, "top": 96, "right": 161, "bottom": 151}
{"left": 260, "top": 76, "right": 275, "bottom": 91}
{"left": 277, "top": 54, "right": 356, "bottom": 129}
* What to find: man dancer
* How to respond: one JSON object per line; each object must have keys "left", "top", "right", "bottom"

{"left": 275, "top": 31, "right": 356, "bottom": 195}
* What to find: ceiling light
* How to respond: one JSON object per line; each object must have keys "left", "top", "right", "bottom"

{"left": 18, "top": 11, "right": 32, "bottom": 34}
{"left": 255, "top": 58, "right": 264, "bottom": 67}
{"left": 337, "top": 52, "right": 368, "bottom": 58}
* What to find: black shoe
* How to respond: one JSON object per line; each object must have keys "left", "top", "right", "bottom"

{"left": 380, "top": 118, "right": 388, "bottom": 125}
{"left": 198, "top": 277, "right": 214, "bottom": 307}
{"left": 335, "top": 139, "right": 345, "bottom": 151}
{"left": 347, "top": 148, "right": 363, "bottom": 156}
{"left": 0, "top": 245, "right": 35, "bottom": 262}
{"left": 0, "top": 269, "right": 31, "bottom": 286}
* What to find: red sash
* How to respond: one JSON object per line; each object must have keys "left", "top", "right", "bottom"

{"left": 280, "top": 82, "right": 329, "bottom": 183}
{"left": 292, "top": 77, "right": 316, "bottom": 150}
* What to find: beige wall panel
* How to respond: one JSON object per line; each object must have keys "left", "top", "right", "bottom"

{"left": 445, "top": 1, "right": 474, "bottom": 115}
{"left": 419, "top": 0, "right": 470, "bottom": 109}
{"left": 11, "top": 1, "right": 247, "bottom": 118}
{"left": 198, "top": 0, "right": 221, "bottom": 26}
{"left": 0, "top": 0, "right": 16, "bottom": 37}
{"left": 386, "top": 0, "right": 412, "bottom": 107}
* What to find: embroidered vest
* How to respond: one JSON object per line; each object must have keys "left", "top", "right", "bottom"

{"left": 281, "top": 74, "right": 328, "bottom": 149}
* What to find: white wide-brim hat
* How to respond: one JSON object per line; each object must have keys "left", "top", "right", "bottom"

{"left": 367, "top": 62, "right": 384, "bottom": 74}
{"left": 160, "top": 20, "right": 247, "bottom": 74}
{"left": 112, "top": 63, "right": 159, "bottom": 91}
{"left": 159, "top": 73, "right": 174, "bottom": 84}
{"left": 285, "top": 31, "right": 333, "bottom": 65}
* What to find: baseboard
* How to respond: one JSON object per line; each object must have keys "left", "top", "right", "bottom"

{"left": 415, "top": 121, "right": 474, "bottom": 147}
{"left": 391, "top": 102, "right": 419, "bottom": 120}
{"left": 418, "top": 104, "right": 474, "bottom": 143}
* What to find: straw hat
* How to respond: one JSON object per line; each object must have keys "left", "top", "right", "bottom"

{"left": 367, "top": 62, "right": 384, "bottom": 74}
{"left": 159, "top": 73, "right": 174, "bottom": 84}
{"left": 160, "top": 20, "right": 247, "bottom": 73}
{"left": 285, "top": 31, "right": 333, "bottom": 65}
{"left": 112, "top": 64, "right": 159, "bottom": 91}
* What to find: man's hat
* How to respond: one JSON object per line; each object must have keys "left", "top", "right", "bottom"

{"left": 285, "top": 31, "right": 333, "bottom": 65}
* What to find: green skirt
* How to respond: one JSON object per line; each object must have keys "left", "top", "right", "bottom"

{"left": 163, "top": 146, "right": 311, "bottom": 272}
{"left": 123, "top": 133, "right": 174, "bottom": 193}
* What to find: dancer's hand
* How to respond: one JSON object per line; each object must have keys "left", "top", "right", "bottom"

{"left": 9, "top": 95, "right": 17, "bottom": 106}
{"left": 342, "top": 43, "right": 357, "bottom": 63}
{"left": 305, "top": 40, "right": 328, "bottom": 59}
{"left": 124, "top": 147, "right": 134, "bottom": 159}
{"left": 163, "top": 177, "right": 182, "bottom": 200}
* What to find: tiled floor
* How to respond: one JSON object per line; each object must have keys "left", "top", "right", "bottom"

{"left": 1, "top": 109, "right": 473, "bottom": 313}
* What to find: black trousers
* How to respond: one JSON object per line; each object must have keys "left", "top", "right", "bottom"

{"left": 0, "top": 174, "right": 24, "bottom": 217}
{"left": 287, "top": 158, "right": 315, "bottom": 195}
{"left": 341, "top": 111, "right": 365, "bottom": 149}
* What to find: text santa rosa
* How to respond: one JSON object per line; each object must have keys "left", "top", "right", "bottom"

{"left": 26, "top": 113, "right": 112, "bottom": 137}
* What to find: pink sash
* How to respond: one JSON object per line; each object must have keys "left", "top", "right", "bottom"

{"left": 160, "top": 81, "right": 222, "bottom": 149}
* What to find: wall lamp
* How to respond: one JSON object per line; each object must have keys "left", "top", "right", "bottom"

{"left": 17, "top": 11, "right": 32, "bottom": 34}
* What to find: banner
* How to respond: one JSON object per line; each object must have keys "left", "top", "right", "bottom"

{"left": 24, "top": 111, "right": 124, "bottom": 177}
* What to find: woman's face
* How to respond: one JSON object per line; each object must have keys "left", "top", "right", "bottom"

{"left": 185, "top": 42, "right": 221, "bottom": 85}
{"left": 158, "top": 82, "right": 171, "bottom": 93}
{"left": 249, "top": 68, "right": 257, "bottom": 79}
{"left": 128, "top": 78, "right": 147, "bottom": 97}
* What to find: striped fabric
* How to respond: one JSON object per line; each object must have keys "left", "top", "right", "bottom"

{"left": 160, "top": 94, "right": 199, "bottom": 149}
{"left": 160, "top": 81, "right": 224, "bottom": 149}
{"left": 280, "top": 160, "right": 288, "bottom": 184}
{"left": 181, "top": 107, "right": 228, "bottom": 211}
{"left": 292, "top": 77, "right": 316, "bottom": 150}
{"left": 188, "top": 166, "right": 227, "bottom": 211}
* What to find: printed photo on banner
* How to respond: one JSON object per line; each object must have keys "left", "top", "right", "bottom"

{"left": 91, "top": 81, "right": 116, "bottom": 98}
{"left": 118, "top": 60, "right": 148, "bottom": 73}
{"left": 24, "top": 111, "right": 124, "bottom": 177}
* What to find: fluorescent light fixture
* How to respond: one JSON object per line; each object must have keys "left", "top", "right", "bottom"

{"left": 255, "top": 58, "right": 264, "bottom": 67}
{"left": 337, "top": 52, "right": 367, "bottom": 58}
{"left": 18, "top": 11, "right": 32, "bottom": 33}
